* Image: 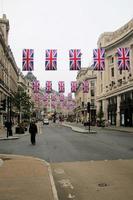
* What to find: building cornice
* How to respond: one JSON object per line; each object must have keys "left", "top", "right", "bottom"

{"left": 98, "top": 18, "right": 133, "bottom": 48}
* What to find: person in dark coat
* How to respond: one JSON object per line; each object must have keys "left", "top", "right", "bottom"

{"left": 5, "top": 120, "right": 12, "bottom": 137}
{"left": 29, "top": 120, "right": 38, "bottom": 145}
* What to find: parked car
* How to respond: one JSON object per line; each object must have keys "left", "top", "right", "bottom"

{"left": 43, "top": 118, "right": 49, "bottom": 125}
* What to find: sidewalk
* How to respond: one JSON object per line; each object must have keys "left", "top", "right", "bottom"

{"left": 0, "top": 154, "right": 58, "bottom": 200}
{"left": 0, "top": 121, "right": 42, "bottom": 140}
{"left": 62, "top": 122, "right": 133, "bottom": 133}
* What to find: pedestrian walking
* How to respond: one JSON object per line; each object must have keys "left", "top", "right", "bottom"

{"left": 5, "top": 120, "right": 13, "bottom": 137}
{"left": 29, "top": 120, "right": 38, "bottom": 145}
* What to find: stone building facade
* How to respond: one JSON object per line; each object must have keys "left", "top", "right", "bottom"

{"left": 0, "top": 15, "right": 18, "bottom": 126}
{"left": 96, "top": 18, "right": 133, "bottom": 127}
{"left": 75, "top": 68, "right": 97, "bottom": 125}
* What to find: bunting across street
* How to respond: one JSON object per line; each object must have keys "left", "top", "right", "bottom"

{"left": 59, "top": 93, "right": 64, "bottom": 101}
{"left": 46, "top": 81, "right": 52, "bottom": 93}
{"left": 93, "top": 48, "right": 105, "bottom": 70}
{"left": 83, "top": 80, "right": 89, "bottom": 93}
{"left": 22, "top": 49, "right": 34, "bottom": 71}
{"left": 51, "top": 93, "right": 57, "bottom": 101}
{"left": 45, "top": 49, "right": 57, "bottom": 70}
{"left": 69, "top": 49, "right": 81, "bottom": 70}
{"left": 58, "top": 81, "right": 65, "bottom": 93}
{"left": 71, "top": 81, "right": 77, "bottom": 93}
{"left": 32, "top": 80, "right": 40, "bottom": 93}
{"left": 117, "top": 48, "right": 130, "bottom": 70}
{"left": 43, "top": 93, "right": 49, "bottom": 101}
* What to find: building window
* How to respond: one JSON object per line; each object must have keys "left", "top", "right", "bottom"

{"left": 119, "top": 70, "right": 122, "bottom": 75}
{"left": 91, "top": 89, "right": 95, "bottom": 96}
{"left": 109, "top": 56, "right": 114, "bottom": 64}
{"left": 91, "top": 80, "right": 95, "bottom": 87}
{"left": 101, "top": 72, "right": 102, "bottom": 80}
{"left": 91, "top": 99, "right": 95, "bottom": 106}
{"left": 111, "top": 68, "right": 114, "bottom": 77}
{"left": 101, "top": 84, "right": 103, "bottom": 92}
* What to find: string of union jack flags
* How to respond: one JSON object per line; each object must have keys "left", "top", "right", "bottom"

{"left": 22, "top": 48, "right": 130, "bottom": 71}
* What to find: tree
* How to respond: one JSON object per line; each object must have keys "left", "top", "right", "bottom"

{"left": 97, "top": 106, "right": 105, "bottom": 127}
{"left": 12, "top": 86, "right": 34, "bottom": 123}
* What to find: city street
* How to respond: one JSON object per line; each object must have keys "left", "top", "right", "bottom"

{"left": 0, "top": 123, "right": 133, "bottom": 162}
{"left": 0, "top": 122, "right": 133, "bottom": 199}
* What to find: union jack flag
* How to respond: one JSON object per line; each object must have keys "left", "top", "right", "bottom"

{"left": 34, "top": 93, "right": 40, "bottom": 102}
{"left": 51, "top": 102, "right": 56, "bottom": 109}
{"left": 32, "top": 80, "right": 40, "bottom": 93}
{"left": 93, "top": 48, "right": 105, "bottom": 70}
{"left": 43, "top": 93, "right": 48, "bottom": 101}
{"left": 83, "top": 80, "right": 89, "bottom": 93}
{"left": 71, "top": 81, "right": 77, "bottom": 93}
{"left": 59, "top": 94, "right": 64, "bottom": 101}
{"left": 46, "top": 81, "right": 52, "bottom": 93}
{"left": 117, "top": 48, "right": 130, "bottom": 70}
{"left": 45, "top": 49, "right": 57, "bottom": 70}
{"left": 58, "top": 81, "right": 65, "bottom": 93}
{"left": 68, "top": 93, "right": 72, "bottom": 101}
{"left": 22, "top": 49, "right": 34, "bottom": 71}
{"left": 69, "top": 49, "right": 81, "bottom": 70}
{"left": 51, "top": 93, "right": 57, "bottom": 101}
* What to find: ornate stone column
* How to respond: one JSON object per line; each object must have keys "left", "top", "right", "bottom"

{"left": 103, "top": 99, "right": 108, "bottom": 121}
{"left": 116, "top": 95, "right": 121, "bottom": 127}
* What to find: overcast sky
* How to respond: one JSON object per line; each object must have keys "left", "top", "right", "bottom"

{"left": 1, "top": 0, "right": 133, "bottom": 95}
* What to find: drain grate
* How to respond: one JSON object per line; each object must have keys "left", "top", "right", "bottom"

{"left": 98, "top": 183, "right": 109, "bottom": 187}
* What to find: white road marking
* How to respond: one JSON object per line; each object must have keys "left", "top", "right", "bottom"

{"left": 68, "top": 193, "right": 75, "bottom": 199}
{"left": 54, "top": 168, "right": 65, "bottom": 174}
{"left": 58, "top": 179, "right": 74, "bottom": 189}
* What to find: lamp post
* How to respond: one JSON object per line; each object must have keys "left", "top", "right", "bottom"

{"left": 87, "top": 102, "right": 91, "bottom": 133}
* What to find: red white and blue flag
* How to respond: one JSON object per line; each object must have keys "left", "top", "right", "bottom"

{"left": 32, "top": 80, "right": 40, "bottom": 93}
{"left": 93, "top": 48, "right": 105, "bottom": 70}
{"left": 22, "top": 49, "right": 34, "bottom": 71}
{"left": 51, "top": 93, "right": 57, "bottom": 101}
{"left": 34, "top": 93, "right": 40, "bottom": 102}
{"left": 51, "top": 102, "right": 56, "bottom": 109}
{"left": 59, "top": 94, "right": 64, "bottom": 102}
{"left": 46, "top": 81, "right": 52, "bottom": 93}
{"left": 83, "top": 80, "right": 89, "bottom": 93}
{"left": 69, "top": 49, "right": 81, "bottom": 70}
{"left": 45, "top": 49, "right": 57, "bottom": 70}
{"left": 43, "top": 93, "right": 48, "bottom": 101}
{"left": 117, "top": 48, "right": 130, "bottom": 70}
{"left": 71, "top": 81, "right": 77, "bottom": 93}
{"left": 58, "top": 81, "right": 65, "bottom": 93}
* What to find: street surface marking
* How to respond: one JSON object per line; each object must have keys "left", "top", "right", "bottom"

{"left": 58, "top": 179, "right": 74, "bottom": 189}
{"left": 54, "top": 168, "right": 65, "bottom": 174}
{"left": 68, "top": 193, "right": 75, "bottom": 199}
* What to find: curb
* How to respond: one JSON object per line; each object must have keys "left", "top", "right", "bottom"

{"left": 0, "top": 154, "right": 59, "bottom": 200}
{"left": 35, "top": 157, "right": 59, "bottom": 200}
{"left": 0, "top": 136, "right": 19, "bottom": 140}
{"left": 62, "top": 123, "right": 97, "bottom": 134}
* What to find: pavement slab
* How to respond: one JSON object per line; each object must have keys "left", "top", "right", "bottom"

{"left": 0, "top": 154, "right": 58, "bottom": 200}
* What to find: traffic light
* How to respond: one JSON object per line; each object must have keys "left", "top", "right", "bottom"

{"left": 87, "top": 102, "right": 90, "bottom": 113}
{"left": 0, "top": 99, "right": 6, "bottom": 111}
